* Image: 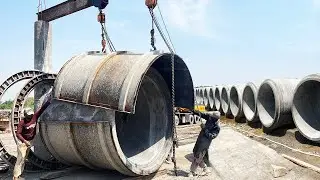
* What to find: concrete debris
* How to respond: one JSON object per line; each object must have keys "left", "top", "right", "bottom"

{"left": 271, "top": 164, "right": 288, "bottom": 178}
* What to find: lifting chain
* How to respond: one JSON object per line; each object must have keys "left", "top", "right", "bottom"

{"left": 145, "top": 0, "right": 178, "bottom": 176}
{"left": 171, "top": 53, "right": 178, "bottom": 176}
{"left": 98, "top": 9, "right": 107, "bottom": 53}
{"left": 146, "top": 0, "right": 157, "bottom": 51}
{"left": 97, "top": 8, "right": 116, "bottom": 53}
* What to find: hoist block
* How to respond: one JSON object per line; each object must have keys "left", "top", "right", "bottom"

{"left": 92, "top": 0, "right": 109, "bottom": 9}
{"left": 39, "top": 51, "right": 194, "bottom": 176}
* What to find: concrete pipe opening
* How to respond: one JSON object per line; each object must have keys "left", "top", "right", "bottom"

{"left": 230, "top": 85, "right": 245, "bottom": 118}
{"left": 39, "top": 51, "right": 194, "bottom": 176}
{"left": 292, "top": 75, "right": 320, "bottom": 141}
{"left": 204, "top": 88, "right": 210, "bottom": 108}
{"left": 221, "top": 87, "right": 230, "bottom": 114}
{"left": 257, "top": 83, "right": 276, "bottom": 128}
{"left": 209, "top": 87, "right": 214, "bottom": 110}
{"left": 214, "top": 87, "right": 222, "bottom": 111}
{"left": 242, "top": 83, "right": 259, "bottom": 122}
{"left": 200, "top": 88, "right": 204, "bottom": 105}
{"left": 257, "top": 79, "right": 299, "bottom": 129}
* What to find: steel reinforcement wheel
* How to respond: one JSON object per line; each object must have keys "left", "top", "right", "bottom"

{"left": 189, "top": 115, "right": 195, "bottom": 124}
{"left": 10, "top": 73, "right": 67, "bottom": 170}
{"left": 0, "top": 70, "right": 44, "bottom": 171}
{"left": 194, "top": 115, "right": 200, "bottom": 124}
{"left": 175, "top": 115, "right": 180, "bottom": 126}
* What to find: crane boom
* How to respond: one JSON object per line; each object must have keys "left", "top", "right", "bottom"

{"left": 37, "top": 0, "right": 108, "bottom": 22}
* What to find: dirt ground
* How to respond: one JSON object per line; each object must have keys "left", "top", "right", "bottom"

{"left": 220, "top": 116, "right": 320, "bottom": 168}
{"left": 1, "top": 118, "right": 320, "bottom": 180}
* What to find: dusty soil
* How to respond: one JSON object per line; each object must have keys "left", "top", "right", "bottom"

{"left": 220, "top": 116, "right": 320, "bottom": 168}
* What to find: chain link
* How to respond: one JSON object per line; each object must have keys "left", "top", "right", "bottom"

{"left": 148, "top": 6, "right": 177, "bottom": 176}
{"left": 171, "top": 53, "right": 178, "bottom": 176}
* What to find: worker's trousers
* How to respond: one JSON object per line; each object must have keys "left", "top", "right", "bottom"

{"left": 190, "top": 150, "right": 208, "bottom": 173}
{"left": 13, "top": 142, "right": 31, "bottom": 178}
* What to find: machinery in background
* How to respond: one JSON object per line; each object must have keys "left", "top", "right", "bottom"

{"left": 175, "top": 107, "right": 202, "bottom": 126}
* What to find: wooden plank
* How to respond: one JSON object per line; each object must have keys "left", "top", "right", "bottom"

{"left": 37, "top": 0, "right": 93, "bottom": 22}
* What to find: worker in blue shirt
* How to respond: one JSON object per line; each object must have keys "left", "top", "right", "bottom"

{"left": 188, "top": 110, "right": 221, "bottom": 177}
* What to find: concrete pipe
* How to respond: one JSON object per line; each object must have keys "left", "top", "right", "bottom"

{"left": 203, "top": 87, "right": 211, "bottom": 108}
{"left": 257, "top": 78, "right": 300, "bottom": 130}
{"left": 208, "top": 87, "right": 215, "bottom": 110}
{"left": 230, "top": 84, "right": 246, "bottom": 119}
{"left": 38, "top": 51, "right": 194, "bottom": 176}
{"left": 199, "top": 88, "right": 205, "bottom": 105}
{"left": 195, "top": 88, "right": 201, "bottom": 105}
{"left": 242, "top": 82, "right": 261, "bottom": 122}
{"left": 214, "top": 86, "right": 223, "bottom": 112}
{"left": 221, "top": 86, "right": 232, "bottom": 116}
{"left": 292, "top": 74, "right": 320, "bottom": 141}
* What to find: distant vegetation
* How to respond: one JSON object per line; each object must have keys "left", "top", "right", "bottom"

{"left": 0, "top": 97, "right": 34, "bottom": 110}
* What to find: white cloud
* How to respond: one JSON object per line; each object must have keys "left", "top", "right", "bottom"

{"left": 159, "top": 0, "right": 214, "bottom": 38}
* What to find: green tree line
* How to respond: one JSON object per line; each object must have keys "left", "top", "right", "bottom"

{"left": 0, "top": 97, "right": 34, "bottom": 110}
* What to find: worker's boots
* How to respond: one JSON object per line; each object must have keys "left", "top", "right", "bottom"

{"left": 202, "top": 167, "right": 211, "bottom": 175}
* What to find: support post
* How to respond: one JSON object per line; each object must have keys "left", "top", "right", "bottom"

{"left": 33, "top": 20, "right": 53, "bottom": 160}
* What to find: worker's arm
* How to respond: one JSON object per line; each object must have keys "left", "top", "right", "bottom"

{"left": 30, "top": 100, "right": 51, "bottom": 124}
{"left": 16, "top": 120, "right": 27, "bottom": 144}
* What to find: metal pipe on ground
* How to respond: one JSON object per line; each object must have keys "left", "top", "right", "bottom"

{"left": 292, "top": 74, "right": 320, "bottom": 142}
{"left": 214, "top": 86, "right": 223, "bottom": 113}
{"left": 39, "top": 51, "right": 194, "bottom": 176}
{"left": 230, "top": 84, "right": 246, "bottom": 120}
{"left": 242, "top": 82, "right": 262, "bottom": 122}
{"left": 221, "top": 86, "right": 233, "bottom": 117}
{"left": 257, "top": 78, "right": 300, "bottom": 130}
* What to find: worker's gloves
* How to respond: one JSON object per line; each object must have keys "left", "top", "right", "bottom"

{"left": 200, "top": 123, "right": 205, "bottom": 129}
{"left": 192, "top": 109, "right": 201, "bottom": 116}
{"left": 24, "top": 141, "right": 31, "bottom": 147}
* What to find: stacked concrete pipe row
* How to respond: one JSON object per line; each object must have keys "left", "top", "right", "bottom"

{"left": 195, "top": 74, "right": 320, "bottom": 142}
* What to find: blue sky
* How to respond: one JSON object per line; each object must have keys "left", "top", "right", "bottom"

{"left": 0, "top": 0, "right": 320, "bottom": 101}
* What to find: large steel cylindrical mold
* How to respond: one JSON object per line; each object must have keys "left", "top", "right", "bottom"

{"left": 39, "top": 51, "right": 194, "bottom": 176}
{"left": 230, "top": 84, "right": 246, "bottom": 118}
{"left": 257, "top": 78, "right": 300, "bottom": 130}
{"left": 292, "top": 74, "right": 320, "bottom": 142}
{"left": 242, "top": 82, "right": 261, "bottom": 122}
{"left": 221, "top": 86, "right": 232, "bottom": 116}
{"left": 214, "top": 86, "right": 223, "bottom": 112}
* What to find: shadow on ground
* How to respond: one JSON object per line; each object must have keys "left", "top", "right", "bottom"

{"left": 294, "top": 131, "right": 320, "bottom": 147}
{"left": 263, "top": 124, "right": 296, "bottom": 137}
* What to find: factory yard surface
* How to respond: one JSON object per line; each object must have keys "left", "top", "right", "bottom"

{"left": 1, "top": 120, "right": 320, "bottom": 180}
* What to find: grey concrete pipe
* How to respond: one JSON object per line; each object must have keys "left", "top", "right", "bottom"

{"left": 221, "top": 86, "right": 232, "bottom": 116}
{"left": 230, "top": 84, "right": 246, "bottom": 119}
{"left": 257, "top": 78, "right": 300, "bottom": 130}
{"left": 199, "top": 88, "right": 205, "bottom": 105}
{"left": 214, "top": 86, "right": 223, "bottom": 112}
{"left": 195, "top": 88, "right": 199, "bottom": 104}
{"left": 203, "top": 87, "right": 212, "bottom": 109}
{"left": 208, "top": 87, "right": 215, "bottom": 110}
{"left": 38, "top": 51, "right": 194, "bottom": 176}
{"left": 242, "top": 82, "right": 261, "bottom": 122}
{"left": 292, "top": 74, "right": 320, "bottom": 141}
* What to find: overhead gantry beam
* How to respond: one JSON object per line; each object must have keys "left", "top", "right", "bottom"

{"left": 37, "top": 0, "right": 93, "bottom": 22}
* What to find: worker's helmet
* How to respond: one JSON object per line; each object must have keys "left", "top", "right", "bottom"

{"left": 23, "top": 108, "right": 34, "bottom": 120}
